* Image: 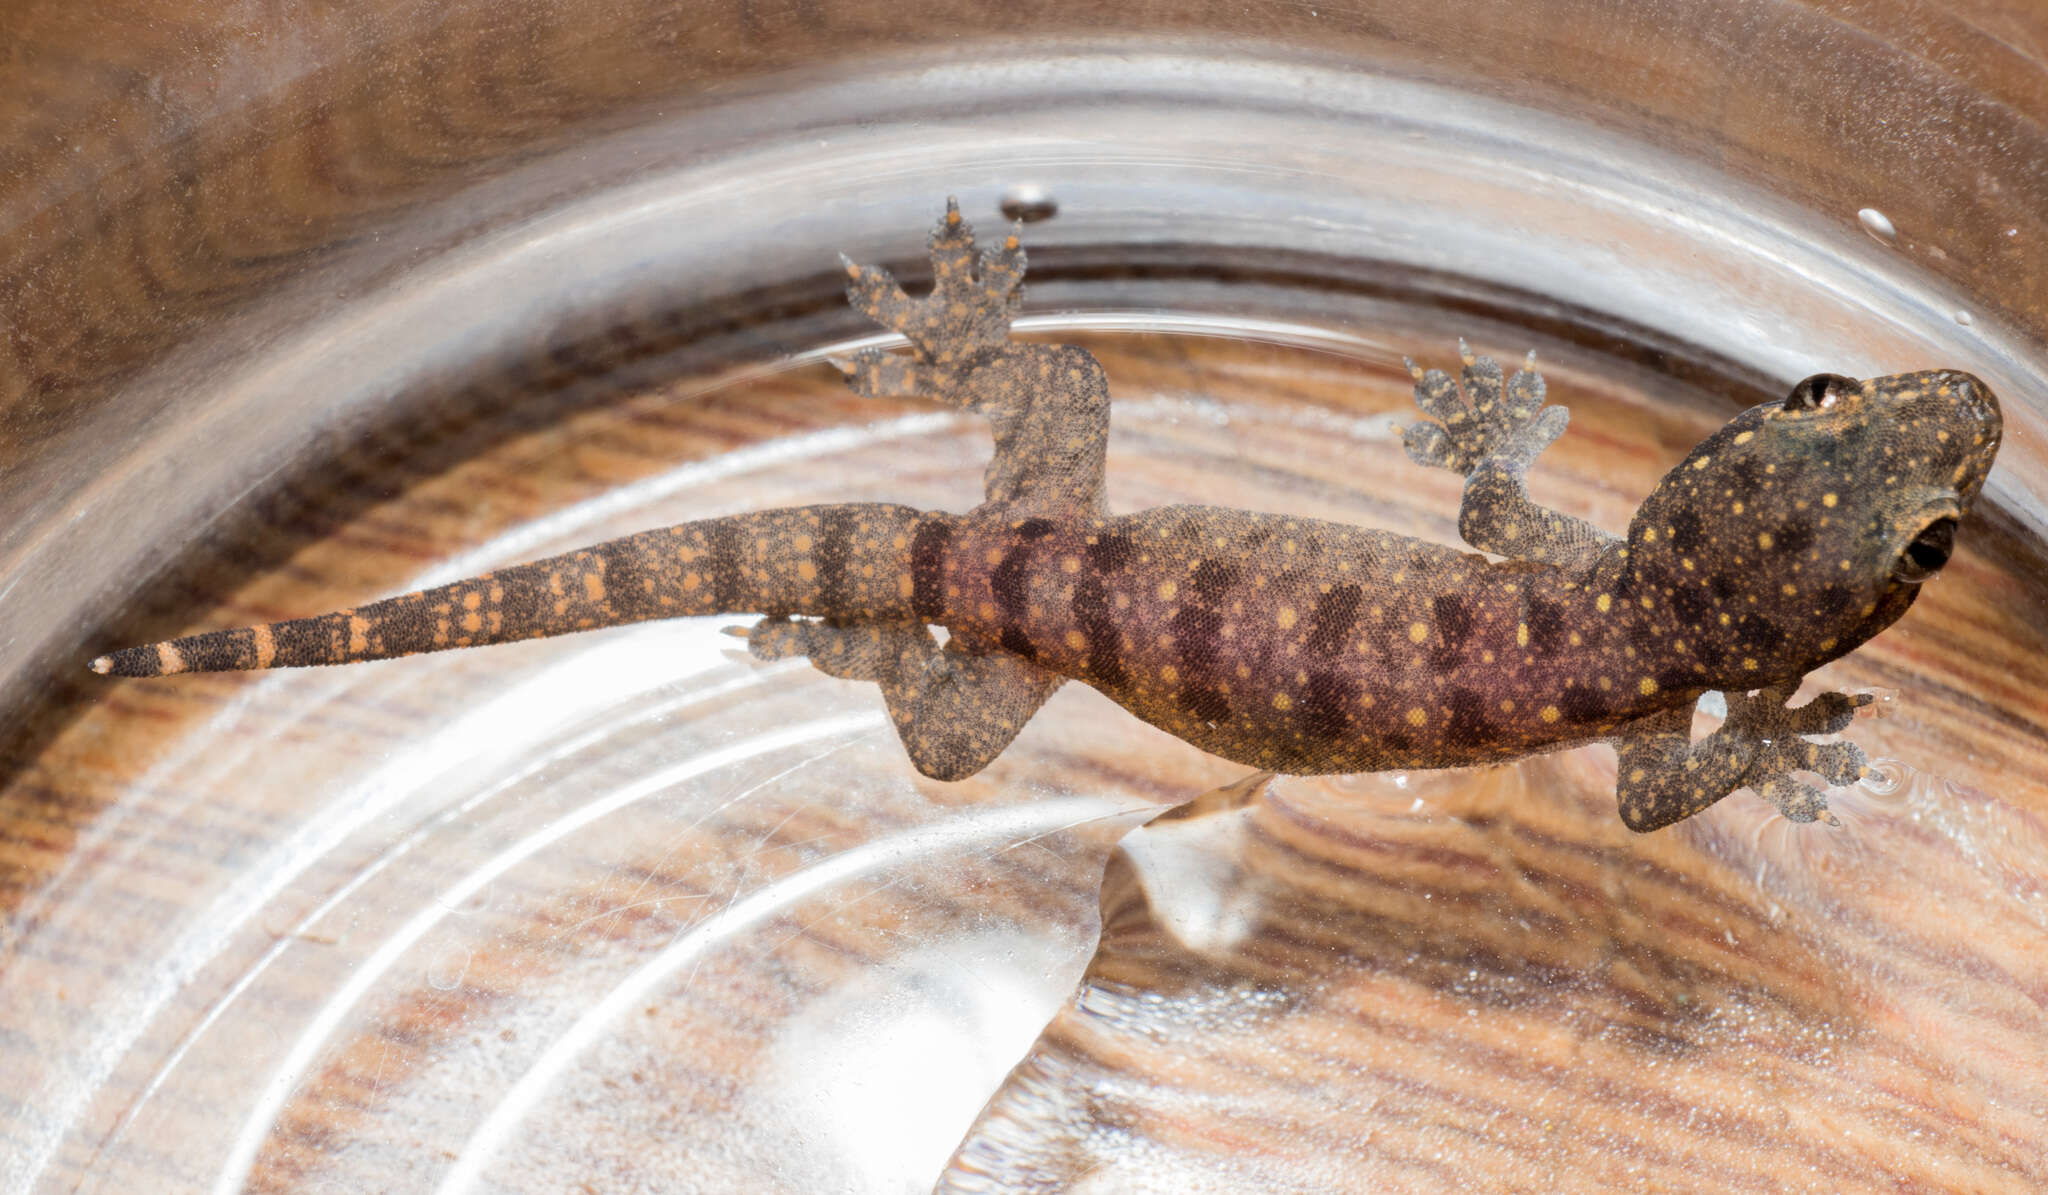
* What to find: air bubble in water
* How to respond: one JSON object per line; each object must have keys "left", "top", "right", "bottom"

{"left": 999, "top": 185, "right": 1059, "bottom": 224}
{"left": 1857, "top": 208, "right": 1898, "bottom": 243}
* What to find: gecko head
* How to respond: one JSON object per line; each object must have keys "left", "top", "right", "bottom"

{"left": 1622, "top": 368, "right": 2002, "bottom": 689}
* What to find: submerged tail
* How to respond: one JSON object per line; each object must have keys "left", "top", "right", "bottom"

{"left": 92, "top": 503, "right": 946, "bottom": 678}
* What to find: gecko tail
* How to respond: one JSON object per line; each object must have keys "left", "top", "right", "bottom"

{"left": 91, "top": 503, "right": 941, "bottom": 678}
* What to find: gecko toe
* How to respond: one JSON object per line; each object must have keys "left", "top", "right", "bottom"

{"left": 1758, "top": 774, "right": 1832, "bottom": 823}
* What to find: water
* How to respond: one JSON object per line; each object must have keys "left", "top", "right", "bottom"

{"left": 11, "top": 51, "right": 2048, "bottom": 1195}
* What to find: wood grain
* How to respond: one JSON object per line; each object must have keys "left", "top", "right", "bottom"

{"left": 5, "top": 2, "right": 2048, "bottom": 1191}
{"left": 5, "top": 334, "right": 2045, "bottom": 1191}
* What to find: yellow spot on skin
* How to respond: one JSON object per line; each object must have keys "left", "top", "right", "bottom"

{"left": 1732, "top": 501, "right": 1745, "bottom": 515}
{"left": 1733, "top": 431, "right": 1754, "bottom": 444}
{"left": 1822, "top": 492, "right": 1838, "bottom": 508}
{"left": 1158, "top": 580, "right": 1179, "bottom": 601}
{"left": 1406, "top": 707, "right": 1428, "bottom": 727}
{"left": 1692, "top": 455, "right": 1711, "bottom": 469}
{"left": 1629, "top": 768, "right": 1646, "bottom": 784}
{"left": 985, "top": 548, "right": 1004, "bottom": 566}
{"left": 1162, "top": 665, "right": 1179, "bottom": 683}
{"left": 462, "top": 612, "right": 483, "bottom": 633}
{"left": 1757, "top": 532, "right": 1774, "bottom": 549}
{"left": 683, "top": 572, "right": 702, "bottom": 591}
{"left": 1743, "top": 657, "right": 1759, "bottom": 670}
{"left": 1066, "top": 630, "right": 1087, "bottom": 650}
{"left": 1596, "top": 593, "right": 1612, "bottom": 613}
{"left": 1638, "top": 677, "right": 1658, "bottom": 695}
{"left": 898, "top": 575, "right": 915, "bottom": 598}
{"left": 979, "top": 602, "right": 997, "bottom": 621}
{"left": 1274, "top": 693, "right": 1294, "bottom": 711}
{"left": 797, "top": 560, "right": 817, "bottom": 582}
{"left": 1408, "top": 622, "right": 1429, "bottom": 644}
{"left": 1540, "top": 705, "right": 1561, "bottom": 723}
{"left": 1061, "top": 556, "right": 1081, "bottom": 573}
{"left": 463, "top": 591, "right": 483, "bottom": 611}
{"left": 1277, "top": 606, "right": 1298, "bottom": 630}
{"left": 1500, "top": 699, "right": 1515, "bottom": 712}
{"left": 792, "top": 534, "right": 813, "bottom": 552}
{"left": 1516, "top": 622, "right": 1529, "bottom": 647}
{"left": 255, "top": 624, "right": 278, "bottom": 667}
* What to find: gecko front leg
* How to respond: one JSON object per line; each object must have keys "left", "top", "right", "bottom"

{"left": 1400, "top": 341, "right": 1616, "bottom": 570}
{"left": 1610, "top": 684, "right": 1872, "bottom": 831}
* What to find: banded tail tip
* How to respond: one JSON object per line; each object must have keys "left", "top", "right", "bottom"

{"left": 88, "top": 642, "right": 182, "bottom": 678}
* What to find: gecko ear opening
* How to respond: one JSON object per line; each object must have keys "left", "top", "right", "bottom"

{"left": 1891, "top": 515, "right": 1957, "bottom": 583}
{"left": 1783, "top": 372, "right": 1860, "bottom": 412}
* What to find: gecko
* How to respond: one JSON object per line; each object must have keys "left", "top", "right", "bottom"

{"left": 90, "top": 199, "right": 2004, "bottom": 832}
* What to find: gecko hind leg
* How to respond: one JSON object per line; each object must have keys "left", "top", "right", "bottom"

{"left": 1399, "top": 340, "right": 1615, "bottom": 570}
{"left": 1610, "top": 683, "right": 1873, "bottom": 832}
{"left": 835, "top": 199, "right": 1108, "bottom": 516}
{"left": 741, "top": 616, "right": 1063, "bottom": 781}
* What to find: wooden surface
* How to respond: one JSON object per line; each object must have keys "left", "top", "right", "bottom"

{"left": 6, "top": 1, "right": 2048, "bottom": 1191}
{"left": 5, "top": 335, "right": 2046, "bottom": 1191}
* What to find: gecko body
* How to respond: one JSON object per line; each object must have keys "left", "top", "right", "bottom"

{"left": 93, "top": 202, "right": 2004, "bottom": 831}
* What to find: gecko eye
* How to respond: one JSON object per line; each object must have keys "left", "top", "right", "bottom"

{"left": 1784, "top": 373, "right": 1860, "bottom": 412}
{"left": 1892, "top": 516, "right": 1956, "bottom": 583}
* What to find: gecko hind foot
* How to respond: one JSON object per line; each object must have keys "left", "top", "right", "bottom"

{"left": 1399, "top": 340, "right": 1564, "bottom": 476}
{"left": 835, "top": 199, "right": 1110, "bottom": 517}
{"left": 737, "top": 615, "right": 1062, "bottom": 781}
{"left": 837, "top": 196, "right": 1025, "bottom": 384}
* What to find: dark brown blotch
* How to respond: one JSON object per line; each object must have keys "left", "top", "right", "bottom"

{"left": 1189, "top": 559, "right": 1241, "bottom": 602}
{"left": 991, "top": 549, "right": 1032, "bottom": 617}
{"left": 1304, "top": 583, "right": 1362, "bottom": 657}
{"left": 1525, "top": 595, "right": 1567, "bottom": 656}
{"left": 909, "top": 520, "right": 953, "bottom": 621}
{"left": 1071, "top": 576, "right": 1128, "bottom": 688}
{"left": 1183, "top": 686, "right": 1231, "bottom": 723}
{"left": 706, "top": 521, "right": 746, "bottom": 610}
{"left": 999, "top": 625, "right": 1038, "bottom": 660}
{"left": 1443, "top": 686, "right": 1492, "bottom": 746}
{"left": 814, "top": 506, "right": 856, "bottom": 611}
{"left": 1084, "top": 532, "right": 1134, "bottom": 574}
{"left": 1299, "top": 670, "right": 1357, "bottom": 741}
{"left": 1429, "top": 593, "right": 1475, "bottom": 671}
{"left": 1560, "top": 685, "right": 1606, "bottom": 723}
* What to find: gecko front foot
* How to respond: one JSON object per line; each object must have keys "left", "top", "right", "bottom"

{"left": 1724, "top": 684, "right": 1873, "bottom": 824}
{"left": 1613, "top": 683, "right": 1873, "bottom": 831}
{"left": 1397, "top": 341, "right": 1615, "bottom": 568}
{"left": 1400, "top": 340, "right": 1563, "bottom": 477}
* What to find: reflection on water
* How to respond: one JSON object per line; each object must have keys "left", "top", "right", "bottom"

{"left": 11, "top": 51, "right": 2046, "bottom": 1190}
{"left": 945, "top": 755, "right": 2048, "bottom": 1191}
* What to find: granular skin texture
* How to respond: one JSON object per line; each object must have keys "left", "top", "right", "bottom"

{"left": 94, "top": 201, "right": 2005, "bottom": 831}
